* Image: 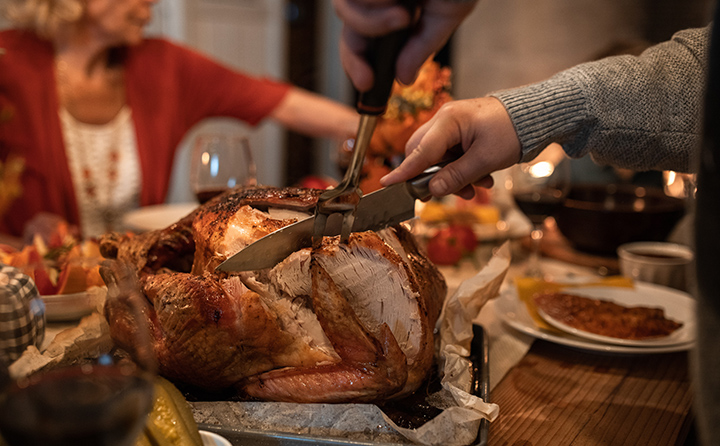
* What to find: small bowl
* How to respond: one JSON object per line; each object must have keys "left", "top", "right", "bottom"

{"left": 617, "top": 241, "right": 694, "bottom": 290}
{"left": 200, "top": 430, "right": 232, "bottom": 446}
{"left": 555, "top": 184, "right": 686, "bottom": 255}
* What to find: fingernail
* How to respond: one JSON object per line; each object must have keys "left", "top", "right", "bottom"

{"left": 430, "top": 178, "right": 448, "bottom": 196}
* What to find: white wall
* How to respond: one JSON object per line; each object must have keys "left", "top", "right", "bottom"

{"left": 453, "top": 0, "right": 712, "bottom": 100}
{"left": 162, "top": 0, "right": 288, "bottom": 203}
{"left": 317, "top": 0, "right": 353, "bottom": 180}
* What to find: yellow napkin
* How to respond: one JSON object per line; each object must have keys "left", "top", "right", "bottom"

{"left": 515, "top": 276, "right": 635, "bottom": 332}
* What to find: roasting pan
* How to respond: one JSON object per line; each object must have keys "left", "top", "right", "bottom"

{"left": 196, "top": 324, "right": 490, "bottom": 446}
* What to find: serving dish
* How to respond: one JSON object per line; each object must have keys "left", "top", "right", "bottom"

{"left": 193, "top": 325, "right": 489, "bottom": 446}
{"left": 535, "top": 295, "right": 687, "bottom": 348}
{"left": 554, "top": 184, "right": 686, "bottom": 254}
{"left": 495, "top": 281, "right": 695, "bottom": 354}
{"left": 199, "top": 430, "right": 232, "bottom": 446}
{"left": 41, "top": 287, "right": 105, "bottom": 321}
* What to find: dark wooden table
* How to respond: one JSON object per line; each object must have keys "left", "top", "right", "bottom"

{"left": 489, "top": 340, "right": 693, "bottom": 446}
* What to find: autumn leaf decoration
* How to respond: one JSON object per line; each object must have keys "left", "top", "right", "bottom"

{"left": 355, "top": 59, "right": 453, "bottom": 193}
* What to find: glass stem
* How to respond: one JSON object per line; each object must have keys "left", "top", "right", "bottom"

{"left": 526, "top": 223, "right": 544, "bottom": 278}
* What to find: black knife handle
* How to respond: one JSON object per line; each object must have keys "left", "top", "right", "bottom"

{"left": 406, "top": 144, "right": 466, "bottom": 200}
{"left": 356, "top": 0, "right": 418, "bottom": 115}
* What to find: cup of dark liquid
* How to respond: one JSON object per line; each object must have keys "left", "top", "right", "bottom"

{"left": 617, "top": 242, "right": 694, "bottom": 291}
{"left": 190, "top": 134, "right": 257, "bottom": 204}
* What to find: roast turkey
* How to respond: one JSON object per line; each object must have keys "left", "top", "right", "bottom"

{"left": 100, "top": 186, "right": 446, "bottom": 403}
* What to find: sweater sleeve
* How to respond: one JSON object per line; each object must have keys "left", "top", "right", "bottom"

{"left": 491, "top": 25, "right": 710, "bottom": 173}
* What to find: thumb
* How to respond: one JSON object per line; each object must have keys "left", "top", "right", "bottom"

{"left": 428, "top": 160, "right": 475, "bottom": 196}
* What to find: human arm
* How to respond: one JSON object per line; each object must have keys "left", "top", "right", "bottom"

{"left": 151, "top": 40, "right": 358, "bottom": 141}
{"left": 269, "top": 87, "right": 359, "bottom": 141}
{"left": 333, "top": 0, "right": 477, "bottom": 91}
{"left": 381, "top": 25, "right": 710, "bottom": 199}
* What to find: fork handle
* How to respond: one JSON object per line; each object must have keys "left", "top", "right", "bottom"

{"left": 356, "top": 0, "right": 419, "bottom": 115}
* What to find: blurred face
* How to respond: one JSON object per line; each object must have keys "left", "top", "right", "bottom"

{"left": 85, "top": 0, "right": 158, "bottom": 46}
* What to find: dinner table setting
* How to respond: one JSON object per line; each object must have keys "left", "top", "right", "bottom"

{"left": 0, "top": 182, "right": 697, "bottom": 446}
{"left": 0, "top": 21, "right": 698, "bottom": 442}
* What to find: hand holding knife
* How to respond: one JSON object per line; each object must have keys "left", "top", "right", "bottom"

{"left": 216, "top": 145, "right": 464, "bottom": 272}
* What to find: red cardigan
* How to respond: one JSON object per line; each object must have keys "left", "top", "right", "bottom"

{"left": 0, "top": 30, "right": 291, "bottom": 237}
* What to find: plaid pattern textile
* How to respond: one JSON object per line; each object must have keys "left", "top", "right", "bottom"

{"left": 0, "top": 264, "right": 46, "bottom": 362}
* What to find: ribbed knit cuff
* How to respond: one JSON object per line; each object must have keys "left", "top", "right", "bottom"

{"left": 490, "top": 73, "right": 590, "bottom": 162}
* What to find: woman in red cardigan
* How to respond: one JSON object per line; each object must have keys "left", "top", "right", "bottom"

{"left": 0, "top": 0, "right": 358, "bottom": 239}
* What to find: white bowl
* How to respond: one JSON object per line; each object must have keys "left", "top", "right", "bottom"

{"left": 41, "top": 287, "right": 106, "bottom": 321}
{"left": 199, "top": 430, "right": 232, "bottom": 446}
{"left": 617, "top": 241, "right": 694, "bottom": 291}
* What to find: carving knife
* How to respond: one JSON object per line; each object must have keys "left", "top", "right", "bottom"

{"left": 216, "top": 147, "right": 463, "bottom": 272}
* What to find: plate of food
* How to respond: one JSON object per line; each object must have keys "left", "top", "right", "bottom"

{"left": 0, "top": 225, "right": 107, "bottom": 321}
{"left": 532, "top": 286, "right": 691, "bottom": 347}
{"left": 495, "top": 281, "right": 696, "bottom": 354}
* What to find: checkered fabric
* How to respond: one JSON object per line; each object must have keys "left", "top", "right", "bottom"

{"left": 0, "top": 264, "right": 46, "bottom": 362}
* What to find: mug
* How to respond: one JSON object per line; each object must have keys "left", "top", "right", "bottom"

{"left": 617, "top": 242, "right": 694, "bottom": 291}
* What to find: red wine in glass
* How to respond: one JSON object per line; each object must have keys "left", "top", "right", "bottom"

{"left": 191, "top": 134, "right": 256, "bottom": 204}
{"left": 0, "top": 261, "right": 158, "bottom": 446}
{"left": 0, "top": 364, "right": 153, "bottom": 446}
{"left": 512, "top": 188, "right": 566, "bottom": 225}
{"left": 195, "top": 188, "right": 228, "bottom": 204}
{"left": 509, "top": 151, "right": 571, "bottom": 277}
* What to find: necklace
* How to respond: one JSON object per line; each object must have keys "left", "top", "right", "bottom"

{"left": 55, "top": 59, "right": 131, "bottom": 235}
{"left": 61, "top": 108, "right": 125, "bottom": 233}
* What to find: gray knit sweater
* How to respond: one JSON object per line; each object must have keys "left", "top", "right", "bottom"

{"left": 496, "top": 24, "right": 716, "bottom": 445}
{"left": 492, "top": 25, "right": 711, "bottom": 173}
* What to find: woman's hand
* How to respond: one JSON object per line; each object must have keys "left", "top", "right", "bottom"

{"left": 333, "top": 0, "right": 478, "bottom": 91}
{"left": 380, "top": 97, "right": 522, "bottom": 199}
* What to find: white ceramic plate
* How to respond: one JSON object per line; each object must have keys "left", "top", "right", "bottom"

{"left": 123, "top": 203, "right": 198, "bottom": 232}
{"left": 495, "top": 281, "right": 696, "bottom": 354}
{"left": 200, "top": 430, "right": 232, "bottom": 446}
{"left": 42, "top": 287, "right": 105, "bottom": 321}
{"left": 534, "top": 285, "right": 693, "bottom": 347}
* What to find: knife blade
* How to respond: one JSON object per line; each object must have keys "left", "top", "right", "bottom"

{"left": 216, "top": 164, "right": 443, "bottom": 272}
{"left": 216, "top": 145, "right": 465, "bottom": 272}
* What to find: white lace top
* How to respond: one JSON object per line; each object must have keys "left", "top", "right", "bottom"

{"left": 59, "top": 106, "right": 142, "bottom": 239}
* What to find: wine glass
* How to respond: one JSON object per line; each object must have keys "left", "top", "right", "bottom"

{"left": 0, "top": 260, "right": 157, "bottom": 446}
{"left": 509, "top": 146, "right": 571, "bottom": 277}
{"left": 190, "top": 134, "right": 257, "bottom": 204}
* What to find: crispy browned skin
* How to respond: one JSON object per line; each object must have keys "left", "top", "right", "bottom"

{"left": 99, "top": 186, "right": 322, "bottom": 275}
{"left": 100, "top": 185, "right": 446, "bottom": 402}
{"left": 534, "top": 292, "right": 683, "bottom": 340}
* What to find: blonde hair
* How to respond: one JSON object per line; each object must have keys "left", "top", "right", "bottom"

{"left": 2, "top": 0, "right": 84, "bottom": 38}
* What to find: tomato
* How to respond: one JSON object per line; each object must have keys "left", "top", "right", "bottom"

{"left": 298, "top": 176, "right": 334, "bottom": 190}
{"left": 452, "top": 224, "right": 478, "bottom": 254}
{"left": 32, "top": 266, "right": 58, "bottom": 295}
{"left": 426, "top": 224, "right": 478, "bottom": 265}
{"left": 427, "top": 230, "right": 463, "bottom": 265}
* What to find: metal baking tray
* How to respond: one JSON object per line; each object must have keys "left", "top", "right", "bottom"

{"left": 198, "top": 324, "right": 490, "bottom": 446}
